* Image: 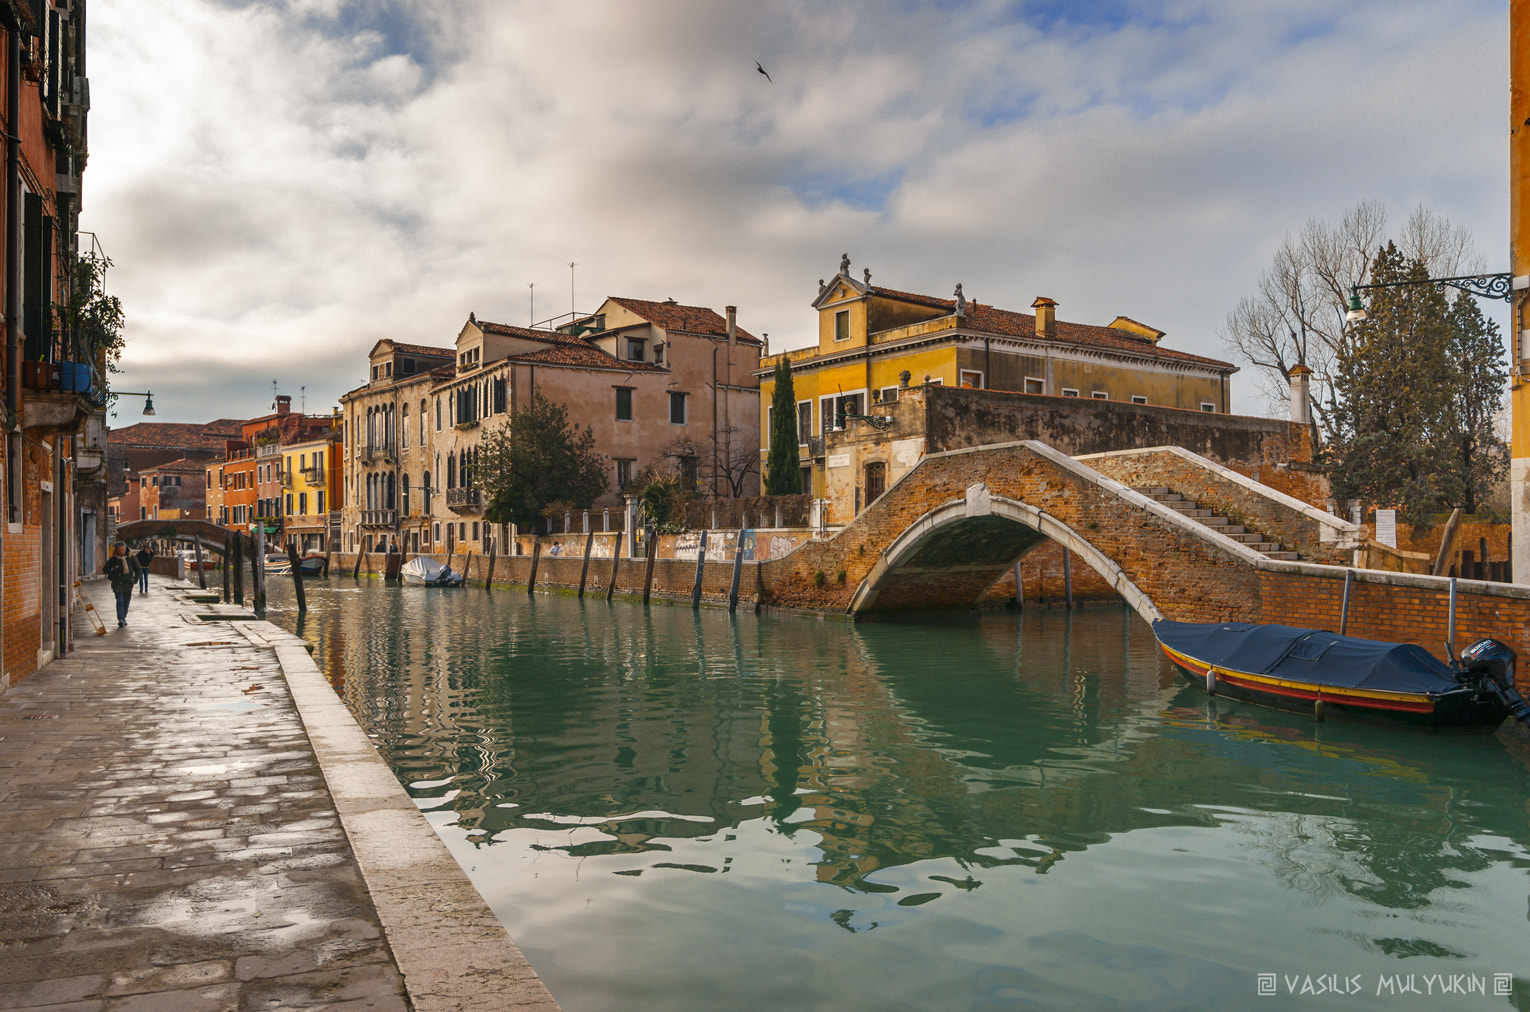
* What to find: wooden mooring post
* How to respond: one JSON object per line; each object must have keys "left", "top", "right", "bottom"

{"left": 578, "top": 533, "right": 594, "bottom": 599}
{"left": 527, "top": 541, "right": 542, "bottom": 596}
{"left": 642, "top": 528, "right": 658, "bottom": 605}
{"left": 193, "top": 538, "right": 208, "bottom": 590}
{"left": 232, "top": 534, "right": 245, "bottom": 607}
{"left": 485, "top": 545, "right": 497, "bottom": 587}
{"left": 223, "top": 534, "right": 233, "bottom": 604}
{"left": 606, "top": 537, "right": 620, "bottom": 602}
{"left": 286, "top": 543, "right": 308, "bottom": 613}
{"left": 728, "top": 529, "right": 745, "bottom": 613}
{"left": 353, "top": 550, "right": 365, "bottom": 578}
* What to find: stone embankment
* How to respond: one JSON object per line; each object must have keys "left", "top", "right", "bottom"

{"left": 0, "top": 577, "right": 559, "bottom": 1012}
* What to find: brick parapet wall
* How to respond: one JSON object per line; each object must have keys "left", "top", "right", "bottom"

{"left": 1081, "top": 446, "right": 1357, "bottom": 565}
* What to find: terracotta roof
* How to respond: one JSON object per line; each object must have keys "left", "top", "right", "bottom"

{"left": 141, "top": 457, "right": 208, "bottom": 474}
{"left": 507, "top": 344, "right": 665, "bottom": 371}
{"left": 867, "top": 287, "right": 1234, "bottom": 370}
{"left": 379, "top": 341, "right": 454, "bottom": 359}
{"left": 476, "top": 320, "right": 591, "bottom": 345}
{"left": 107, "top": 421, "right": 241, "bottom": 450}
{"left": 605, "top": 297, "right": 761, "bottom": 344}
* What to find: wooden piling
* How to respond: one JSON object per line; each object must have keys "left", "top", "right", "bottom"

{"left": 223, "top": 534, "right": 233, "bottom": 604}
{"left": 232, "top": 534, "right": 245, "bottom": 606}
{"left": 527, "top": 541, "right": 541, "bottom": 596}
{"left": 353, "top": 549, "right": 364, "bottom": 578}
{"left": 578, "top": 534, "right": 594, "bottom": 598}
{"left": 1014, "top": 561, "right": 1023, "bottom": 611}
{"left": 606, "top": 537, "right": 620, "bottom": 602}
{"left": 193, "top": 537, "right": 207, "bottom": 590}
{"left": 486, "top": 545, "right": 497, "bottom": 587}
{"left": 1062, "top": 548, "right": 1073, "bottom": 609}
{"left": 642, "top": 529, "right": 657, "bottom": 604}
{"left": 286, "top": 543, "right": 308, "bottom": 613}
{"left": 691, "top": 530, "right": 708, "bottom": 609}
{"left": 728, "top": 529, "right": 745, "bottom": 613}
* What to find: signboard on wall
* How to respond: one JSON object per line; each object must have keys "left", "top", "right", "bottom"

{"left": 1375, "top": 508, "right": 1397, "bottom": 548}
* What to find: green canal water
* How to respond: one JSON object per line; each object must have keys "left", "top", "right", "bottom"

{"left": 264, "top": 577, "right": 1530, "bottom": 1011}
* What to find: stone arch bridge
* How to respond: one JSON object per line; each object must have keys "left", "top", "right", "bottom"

{"left": 111, "top": 518, "right": 248, "bottom": 557}
{"left": 757, "top": 441, "right": 1530, "bottom": 667}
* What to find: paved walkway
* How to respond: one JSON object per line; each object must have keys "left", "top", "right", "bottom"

{"left": 0, "top": 576, "right": 559, "bottom": 1012}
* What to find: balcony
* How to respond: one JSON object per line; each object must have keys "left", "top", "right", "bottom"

{"left": 278, "top": 469, "right": 294, "bottom": 488}
{"left": 807, "top": 436, "right": 826, "bottom": 458}
{"left": 360, "top": 509, "right": 397, "bottom": 528}
{"left": 301, "top": 466, "right": 325, "bottom": 483}
{"left": 446, "top": 488, "right": 482, "bottom": 513}
{"left": 362, "top": 442, "right": 397, "bottom": 463}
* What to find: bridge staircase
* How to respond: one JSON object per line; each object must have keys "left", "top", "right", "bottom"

{"left": 1133, "top": 486, "right": 1300, "bottom": 561}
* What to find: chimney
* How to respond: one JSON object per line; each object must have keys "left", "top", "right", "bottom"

{"left": 1287, "top": 363, "right": 1312, "bottom": 425}
{"left": 1032, "top": 297, "right": 1057, "bottom": 339}
{"left": 275, "top": 394, "right": 292, "bottom": 416}
{"left": 726, "top": 306, "right": 737, "bottom": 345}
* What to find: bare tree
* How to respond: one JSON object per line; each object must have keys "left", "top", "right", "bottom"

{"left": 655, "top": 423, "right": 759, "bottom": 499}
{"left": 1221, "top": 200, "right": 1481, "bottom": 441}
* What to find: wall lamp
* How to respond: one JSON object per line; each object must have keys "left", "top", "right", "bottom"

{"left": 112, "top": 390, "right": 156, "bottom": 416}
{"left": 1345, "top": 273, "right": 1512, "bottom": 323}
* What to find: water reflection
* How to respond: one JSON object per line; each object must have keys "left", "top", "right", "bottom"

{"left": 265, "top": 579, "right": 1530, "bottom": 1011}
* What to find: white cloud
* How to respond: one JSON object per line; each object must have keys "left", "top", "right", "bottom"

{"left": 86, "top": 0, "right": 1510, "bottom": 424}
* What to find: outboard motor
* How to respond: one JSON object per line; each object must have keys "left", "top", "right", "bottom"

{"left": 1457, "top": 638, "right": 1530, "bottom": 727}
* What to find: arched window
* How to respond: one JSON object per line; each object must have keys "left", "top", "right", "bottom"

{"left": 422, "top": 471, "right": 432, "bottom": 513}
{"left": 447, "top": 454, "right": 456, "bottom": 489}
{"left": 386, "top": 472, "right": 396, "bottom": 510}
{"left": 401, "top": 474, "right": 410, "bottom": 515}
{"left": 420, "top": 399, "right": 428, "bottom": 442}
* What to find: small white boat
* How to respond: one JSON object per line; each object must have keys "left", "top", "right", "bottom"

{"left": 400, "top": 556, "right": 465, "bottom": 587}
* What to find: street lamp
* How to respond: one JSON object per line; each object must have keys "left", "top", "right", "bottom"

{"left": 1345, "top": 273, "right": 1513, "bottom": 323}
{"left": 113, "top": 390, "right": 156, "bottom": 416}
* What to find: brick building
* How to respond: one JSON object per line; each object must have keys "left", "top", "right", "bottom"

{"left": 2, "top": 1, "right": 95, "bottom": 690}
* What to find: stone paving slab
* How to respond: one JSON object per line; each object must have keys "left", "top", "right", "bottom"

{"left": 0, "top": 575, "right": 560, "bottom": 1012}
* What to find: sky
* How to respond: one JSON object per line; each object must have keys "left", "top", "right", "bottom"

{"left": 82, "top": 0, "right": 1511, "bottom": 426}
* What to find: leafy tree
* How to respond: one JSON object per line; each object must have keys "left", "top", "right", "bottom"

{"left": 55, "top": 249, "right": 125, "bottom": 385}
{"left": 480, "top": 392, "right": 607, "bottom": 529}
{"left": 1222, "top": 201, "right": 1479, "bottom": 440}
{"left": 1437, "top": 292, "right": 1508, "bottom": 513}
{"left": 764, "top": 358, "right": 801, "bottom": 494}
{"left": 1329, "top": 244, "right": 1455, "bottom": 518}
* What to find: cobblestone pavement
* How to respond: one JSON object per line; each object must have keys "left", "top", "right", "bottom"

{"left": 0, "top": 577, "right": 557, "bottom": 1012}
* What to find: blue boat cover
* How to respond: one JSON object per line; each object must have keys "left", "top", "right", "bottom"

{"left": 1153, "top": 620, "right": 1461, "bottom": 695}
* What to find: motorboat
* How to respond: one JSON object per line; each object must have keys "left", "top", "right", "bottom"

{"left": 400, "top": 556, "right": 465, "bottom": 587}
{"left": 1154, "top": 619, "right": 1530, "bottom": 732}
{"left": 265, "top": 553, "right": 326, "bottom": 576}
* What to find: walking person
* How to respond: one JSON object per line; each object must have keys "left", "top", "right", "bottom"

{"left": 134, "top": 544, "right": 154, "bottom": 593}
{"left": 104, "top": 542, "right": 141, "bottom": 628}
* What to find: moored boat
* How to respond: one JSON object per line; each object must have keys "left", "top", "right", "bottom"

{"left": 265, "top": 553, "right": 326, "bottom": 576}
{"left": 1154, "top": 619, "right": 1530, "bottom": 732}
{"left": 400, "top": 556, "right": 465, "bottom": 587}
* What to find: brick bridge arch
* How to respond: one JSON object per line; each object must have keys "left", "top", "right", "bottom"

{"left": 112, "top": 518, "right": 244, "bottom": 557}
{"left": 760, "top": 440, "right": 1349, "bottom": 625}
{"left": 847, "top": 485, "right": 1164, "bottom": 623}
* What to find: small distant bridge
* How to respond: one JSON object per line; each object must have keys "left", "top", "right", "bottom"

{"left": 112, "top": 518, "right": 247, "bottom": 557}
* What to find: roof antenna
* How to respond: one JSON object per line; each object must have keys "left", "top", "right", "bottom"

{"left": 271, "top": 379, "right": 278, "bottom": 409}
{"left": 569, "top": 262, "right": 577, "bottom": 320}
{"left": 529, "top": 282, "right": 535, "bottom": 327}
{"left": 300, "top": 385, "right": 306, "bottom": 413}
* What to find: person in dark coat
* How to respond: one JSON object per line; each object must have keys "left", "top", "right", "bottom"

{"left": 104, "top": 542, "right": 141, "bottom": 627}
{"left": 134, "top": 544, "right": 154, "bottom": 593}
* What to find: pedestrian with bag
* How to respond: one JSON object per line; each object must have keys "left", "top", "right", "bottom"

{"left": 104, "top": 542, "right": 141, "bottom": 628}
{"left": 134, "top": 544, "right": 154, "bottom": 593}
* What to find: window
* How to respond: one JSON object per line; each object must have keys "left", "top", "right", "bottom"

{"left": 865, "top": 461, "right": 887, "bottom": 504}
{"left": 317, "top": 490, "right": 325, "bottom": 514}
{"left": 800, "top": 466, "right": 812, "bottom": 495}
{"left": 1131, "top": 395, "right": 1148, "bottom": 405}
{"left": 797, "top": 402, "right": 812, "bottom": 444}
{"left": 1023, "top": 377, "right": 1044, "bottom": 395}
{"left": 834, "top": 310, "right": 849, "bottom": 341}
{"left": 1061, "top": 388, "right": 1080, "bottom": 397}
{"left": 679, "top": 455, "right": 699, "bottom": 489}
{"left": 820, "top": 392, "right": 863, "bottom": 432}
{"left": 959, "top": 370, "right": 984, "bottom": 389}
{"left": 615, "top": 387, "right": 633, "bottom": 421}
{"left": 400, "top": 407, "right": 408, "bottom": 449}
{"left": 875, "top": 387, "right": 899, "bottom": 404}
{"left": 298, "top": 492, "right": 308, "bottom": 515}
{"left": 1200, "top": 402, "right": 1216, "bottom": 412}
{"left": 435, "top": 396, "right": 442, "bottom": 430}
{"left": 472, "top": 522, "right": 479, "bottom": 541}
{"left": 1092, "top": 391, "right": 1109, "bottom": 400}
{"left": 616, "top": 459, "right": 634, "bottom": 489}
{"left": 285, "top": 494, "right": 293, "bottom": 515}
{"left": 420, "top": 399, "right": 428, "bottom": 441}
{"left": 433, "top": 523, "right": 440, "bottom": 542}
{"left": 669, "top": 391, "right": 687, "bottom": 424}
{"left": 626, "top": 338, "right": 646, "bottom": 362}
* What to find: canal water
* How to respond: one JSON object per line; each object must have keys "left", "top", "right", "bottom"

{"left": 264, "top": 577, "right": 1530, "bottom": 1011}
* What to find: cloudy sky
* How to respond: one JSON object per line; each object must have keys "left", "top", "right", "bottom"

{"left": 84, "top": 0, "right": 1509, "bottom": 425}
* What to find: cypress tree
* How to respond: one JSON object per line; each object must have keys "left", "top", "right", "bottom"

{"left": 764, "top": 358, "right": 802, "bottom": 494}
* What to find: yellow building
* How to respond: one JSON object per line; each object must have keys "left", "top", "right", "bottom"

{"left": 759, "top": 257, "right": 1237, "bottom": 495}
{"left": 281, "top": 425, "right": 342, "bottom": 553}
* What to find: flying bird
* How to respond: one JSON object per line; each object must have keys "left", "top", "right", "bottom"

{"left": 755, "top": 60, "right": 772, "bottom": 83}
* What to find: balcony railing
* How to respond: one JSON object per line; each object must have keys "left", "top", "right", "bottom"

{"left": 278, "top": 469, "right": 294, "bottom": 488}
{"left": 446, "top": 487, "right": 482, "bottom": 513}
{"left": 301, "top": 466, "right": 325, "bottom": 483}
{"left": 360, "top": 509, "right": 397, "bottom": 528}
{"left": 362, "top": 442, "right": 397, "bottom": 463}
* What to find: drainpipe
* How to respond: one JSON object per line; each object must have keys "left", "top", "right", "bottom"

{"left": 712, "top": 344, "right": 719, "bottom": 496}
